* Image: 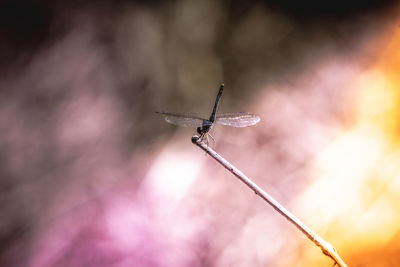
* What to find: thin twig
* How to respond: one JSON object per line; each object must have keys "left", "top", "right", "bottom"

{"left": 191, "top": 136, "right": 348, "bottom": 267}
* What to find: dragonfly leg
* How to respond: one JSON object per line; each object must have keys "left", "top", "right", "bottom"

{"left": 198, "top": 133, "right": 210, "bottom": 155}
{"left": 208, "top": 133, "right": 215, "bottom": 148}
{"left": 199, "top": 133, "right": 206, "bottom": 142}
{"left": 198, "top": 132, "right": 214, "bottom": 149}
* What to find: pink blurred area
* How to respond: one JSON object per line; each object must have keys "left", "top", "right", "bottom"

{"left": 1, "top": 1, "right": 400, "bottom": 267}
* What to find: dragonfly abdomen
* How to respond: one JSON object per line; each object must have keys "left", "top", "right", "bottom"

{"left": 209, "top": 83, "right": 224, "bottom": 123}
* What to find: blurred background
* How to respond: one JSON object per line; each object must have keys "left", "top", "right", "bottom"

{"left": 1, "top": 0, "right": 400, "bottom": 266}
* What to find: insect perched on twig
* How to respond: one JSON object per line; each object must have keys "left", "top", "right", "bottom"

{"left": 156, "top": 83, "right": 260, "bottom": 146}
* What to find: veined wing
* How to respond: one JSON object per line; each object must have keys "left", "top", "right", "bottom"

{"left": 216, "top": 112, "right": 260, "bottom": 127}
{"left": 156, "top": 112, "right": 211, "bottom": 127}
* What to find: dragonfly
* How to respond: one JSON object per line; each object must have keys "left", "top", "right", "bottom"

{"left": 156, "top": 83, "right": 260, "bottom": 145}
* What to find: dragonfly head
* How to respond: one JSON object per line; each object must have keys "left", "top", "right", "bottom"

{"left": 196, "top": 126, "right": 203, "bottom": 134}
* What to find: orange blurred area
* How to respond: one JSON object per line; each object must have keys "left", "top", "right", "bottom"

{"left": 295, "top": 26, "right": 400, "bottom": 266}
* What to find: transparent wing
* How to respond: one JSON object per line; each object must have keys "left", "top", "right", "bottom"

{"left": 216, "top": 112, "right": 260, "bottom": 127}
{"left": 156, "top": 112, "right": 211, "bottom": 127}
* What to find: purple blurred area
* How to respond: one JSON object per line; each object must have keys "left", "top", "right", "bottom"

{"left": 0, "top": 1, "right": 398, "bottom": 266}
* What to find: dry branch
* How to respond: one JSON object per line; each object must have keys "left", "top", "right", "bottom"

{"left": 192, "top": 136, "right": 347, "bottom": 267}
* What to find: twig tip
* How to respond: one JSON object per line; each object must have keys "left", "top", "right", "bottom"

{"left": 192, "top": 135, "right": 200, "bottom": 143}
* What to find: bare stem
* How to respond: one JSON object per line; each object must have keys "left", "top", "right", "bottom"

{"left": 192, "top": 136, "right": 348, "bottom": 267}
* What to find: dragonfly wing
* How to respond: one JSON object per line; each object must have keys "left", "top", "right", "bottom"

{"left": 156, "top": 112, "right": 211, "bottom": 127}
{"left": 216, "top": 113, "right": 260, "bottom": 127}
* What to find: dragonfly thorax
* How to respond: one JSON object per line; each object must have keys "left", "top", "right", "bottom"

{"left": 197, "top": 124, "right": 212, "bottom": 135}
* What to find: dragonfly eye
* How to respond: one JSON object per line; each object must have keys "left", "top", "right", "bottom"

{"left": 197, "top": 127, "right": 203, "bottom": 134}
